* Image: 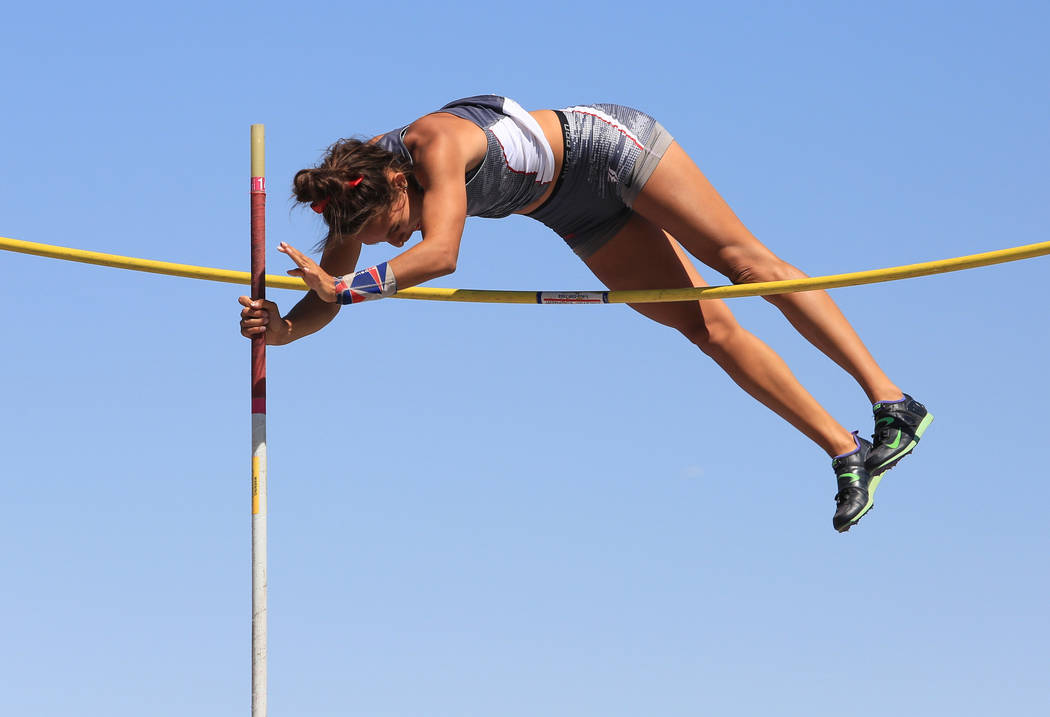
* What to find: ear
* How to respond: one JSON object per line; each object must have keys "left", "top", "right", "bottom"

{"left": 392, "top": 171, "right": 409, "bottom": 191}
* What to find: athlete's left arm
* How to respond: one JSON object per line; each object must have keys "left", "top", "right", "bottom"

{"left": 383, "top": 119, "right": 471, "bottom": 288}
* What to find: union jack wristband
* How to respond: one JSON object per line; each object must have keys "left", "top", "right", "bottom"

{"left": 334, "top": 261, "right": 398, "bottom": 305}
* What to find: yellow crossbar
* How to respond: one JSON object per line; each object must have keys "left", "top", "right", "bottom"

{"left": 2, "top": 235, "right": 1048, "bottom": 304}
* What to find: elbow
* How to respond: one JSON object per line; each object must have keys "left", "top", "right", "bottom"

{"left": 431, "top": 248, "right": 458, "bottom": 277}
{"left": 438, "top": 256, "right": 457, "bottom": 276}
{"left": 407, "top": 237, "right": 460, "bottom": 281}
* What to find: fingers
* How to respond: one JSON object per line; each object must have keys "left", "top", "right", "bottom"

{"left": 240, "top": 313, "right": 269, "bottom": 336}
{"left": 277, "top": 241, "right": 336, "bottom": 301}
{"left": 240, "top": 298, "right": 274, "bottom": 316}
{"left": 280, "top": 242, "right": 324, "bottom": 278}
{"left": 241, "top": 324, "right": 267, "bottom": 337}
{"left": 280, "top": 243, "right": 316, "bottom": 279}
{"left": 278, "top": 241, "right": 312, "bottom": 268}
{"left": 238, "top": 296, "right": 277, "bottom": 338}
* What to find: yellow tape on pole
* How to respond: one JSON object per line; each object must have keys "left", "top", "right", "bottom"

{"left": 2, "top": 235, "right": 1048, "bottom": 304}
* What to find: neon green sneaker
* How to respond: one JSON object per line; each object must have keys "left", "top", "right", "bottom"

{"left": 867, "top": 394, "right": 934, "bottom": 477}
{"left": 832, "top": 433, "right": 877, "bottom": 533}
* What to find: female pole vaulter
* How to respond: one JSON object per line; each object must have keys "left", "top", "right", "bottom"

{"left": 238, "top": 95, "right": 932, "bottom": 532}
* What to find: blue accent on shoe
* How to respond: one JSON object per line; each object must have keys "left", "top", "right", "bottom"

{"left": 872, "top": 394, "right": 906, "bottom": 409}
{"left": 833, "top": 431, "right": 862, "bottom": 460}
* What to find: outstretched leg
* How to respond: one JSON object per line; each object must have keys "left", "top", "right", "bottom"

{"left": 584, "top": 213, "right": 857, "bottom": 458}
{"left": 632, "top": 141, "right": 902, "bottom": 405}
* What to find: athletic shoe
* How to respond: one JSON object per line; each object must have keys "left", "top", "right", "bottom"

{"left": 866, "top": 394, "right": 934, "bottom": 477}
{"left": 832, "top": 433, "right": 877, "bottom": 533}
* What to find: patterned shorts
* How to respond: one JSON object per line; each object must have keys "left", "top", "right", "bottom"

{"left": 526, "top": 104, "right": 674, "bottom": 258}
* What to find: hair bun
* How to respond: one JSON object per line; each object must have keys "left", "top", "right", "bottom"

{"left": 293, "top": 137, "right": 414, "bottom": 250}
{"left": 292, "top": 168, "right": 348, "bottom": 204}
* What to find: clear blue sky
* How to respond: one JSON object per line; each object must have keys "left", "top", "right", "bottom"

{"left": 3, "top": 2, "right": 1048, "bottom": 715}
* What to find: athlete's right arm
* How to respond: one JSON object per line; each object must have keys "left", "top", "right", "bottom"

{"left": 238, "top": 236, "right": 362, "bottom": 345}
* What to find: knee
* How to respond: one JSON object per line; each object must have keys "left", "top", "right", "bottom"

{"left": 680, "top": 316, "right": 739, "bottom": 356}
{"left": 720, "top": 246, "right": 805, "bottom": 285}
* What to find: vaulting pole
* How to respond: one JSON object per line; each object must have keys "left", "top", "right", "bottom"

{"left": 250, "top": 124, "right": 268, "bottom": 717}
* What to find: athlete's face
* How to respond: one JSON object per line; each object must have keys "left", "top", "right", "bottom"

{"left": 355, "top": 174, "right": 422, "bottom": 248}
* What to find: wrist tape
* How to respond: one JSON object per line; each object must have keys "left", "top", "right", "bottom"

{"left": 334, "top": 262, "right": 398, "bottom": 305}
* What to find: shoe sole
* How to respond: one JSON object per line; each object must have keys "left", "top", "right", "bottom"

{"left": 868, "top": 412, "right": 935, "bottom": 477}
{"left": 836, "top": 473, "right": 883, "bottom": 533}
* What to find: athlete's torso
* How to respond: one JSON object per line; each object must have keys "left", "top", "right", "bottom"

{"left": 375, "top": 95, "right": 565, "bottom": 217}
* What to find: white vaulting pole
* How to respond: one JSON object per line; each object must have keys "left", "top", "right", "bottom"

{"left": 250, "top": 124, "right": 268, "bottom": 717}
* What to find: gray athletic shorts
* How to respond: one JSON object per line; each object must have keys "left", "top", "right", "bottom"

{"left": 526, "top": 104, "right": 674, "bottom": 258}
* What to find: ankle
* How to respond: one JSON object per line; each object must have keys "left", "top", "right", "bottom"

{"left": 829, "top": 432, "right": 859, "bottom": 459}
{"left": 867, "top": 386, "right": 904, "bottom": 405}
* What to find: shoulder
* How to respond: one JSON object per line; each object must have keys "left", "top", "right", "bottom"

{"left": 405, "top": 113, "right": 483, "bottom": 148}
{"left": 402, "top": 114, "right": 487, "bottom": 172}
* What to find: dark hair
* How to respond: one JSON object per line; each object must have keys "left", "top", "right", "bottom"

{"left": 292, "top": 138, "right": 413, "bottom": 250}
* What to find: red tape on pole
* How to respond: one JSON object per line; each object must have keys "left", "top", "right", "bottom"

{"left": 251, "top": 176, "right": 266, "bottom": 414}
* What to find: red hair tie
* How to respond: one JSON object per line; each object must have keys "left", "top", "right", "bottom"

{"left": 311, "top": 176, "right": 364, "bottom": 214}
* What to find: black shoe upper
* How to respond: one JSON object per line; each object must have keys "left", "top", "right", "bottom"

{"left": 867, "top": 393, "right": 929, "bottom": 469}
{"left": 832, "top": 434, "right": 873, "bottom": 531}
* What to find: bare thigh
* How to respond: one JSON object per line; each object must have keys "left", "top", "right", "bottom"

{"left": 632, "top": 141, "right": 791, "bottom": 283}
{"left": 629, "top": 140, "right": 901, "bottom": 406}
{"left": 582, "top": 212, "right": 741, "bottom": 341}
